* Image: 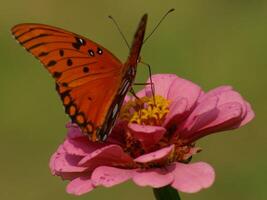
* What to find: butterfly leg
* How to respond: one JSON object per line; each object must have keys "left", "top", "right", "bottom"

{"left": 133, "top": 82, "right": 156, "bottom": 97}
{"left": 138, "top": 61, "right": 156, "bottom": 104}
{"left": 130, "top": 87, "right": 140, "bottom": 100}
{"left": 134, "top": 82, "right": 150, "bottom": 85}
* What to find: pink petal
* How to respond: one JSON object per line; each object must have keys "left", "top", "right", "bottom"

{"left": 143, "top": 74, "right": 178, "bottom": 98}
{"left": 133, "top": 168, "right": 174, "bottom": 188}
{"left": 202, "top": 89, "right": 255, "bottom": 129}
{"left": 134, "top": 145, "right": 174, "bottom": 163}
{"left": 163, "top": 97, "right": 188, "bottom": 127}
{"left": 107, "top": 121, "right": 129, "bottom": 145}
{"left": 198, "top": 86, "right": 233, "bottom": 102}
{"left": 66, "top": 123, "right": 83, "bottom": 139}
{"left": 49, "top": 145, "right": 65, "bottom": 175}
{"left": 239, "top": 102, "right": 255, "bottom": 127}
{"left": 49, "top": 145, "right": 88, "bottom": 180}
{"left": 123, "top": 95, "right": 132, "bottom": 103}
{"left": 184, "top": 102, "right": 243, "bottom": 142}
{"left": 53, "top": 153, "right": 87, "bottom": 173}
{"left": 188, "top": 96, "right": 219, "bottom": 132}
{"left": 78, "top": 145, "right": 133, "bottom": 169}
{"left": 183, "top": 147, "right": 202, "bottom": 160}
{"left": 211, "top": 89, "right": 248, "bottom": 118}
{"left": 203, "top": 102, "right": 242, "bottom": 127}
{"left": 67, "top": 176, "right": 94, "bottom": 195}
{"left": 128, "top": 123, "right": 166, "bottom": 149}
{"left": 179, "top": 87, "right": 255, "bottom": 142}
{"left": 170, "top": 162, "right": 215, "bottom": 193}
{"left": 136, "top": 86, "right": 152, "bottom": 98}
{"left": 63, "top": 137, "right": 106, "bottom": 156}
{"left": 91, "top": 166, "right": 135, "bottom": 187}
{"left": 167, "top": 76, "right": 202, "bottom": 112}
{"left": 178, "top": 96, "right": 219, "bottom": 136}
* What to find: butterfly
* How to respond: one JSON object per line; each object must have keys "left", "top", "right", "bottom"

{"left": 11, "top": 14, "right": 147, "bottom": 142}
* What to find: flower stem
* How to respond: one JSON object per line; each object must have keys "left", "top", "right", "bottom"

{"left": 153, "top": 185, "right": 181, "bottom": 200}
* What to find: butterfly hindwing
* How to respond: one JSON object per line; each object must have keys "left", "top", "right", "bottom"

{"left": 56, "top": 73, "right": 121, "bottom": 141}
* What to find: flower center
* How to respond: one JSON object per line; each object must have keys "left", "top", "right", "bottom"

{"left": 119, "top": 95, "right": 170, "bottom": 126}
{"left": 118, "top": 95, "right": 200, "bottom": 168}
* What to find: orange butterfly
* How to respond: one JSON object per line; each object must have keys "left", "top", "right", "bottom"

{"left": 11, "top": 14, "right": 147, "bottom": 141}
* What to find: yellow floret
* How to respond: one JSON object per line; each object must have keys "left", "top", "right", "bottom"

{"left": 120, "top": 95, "right": 170, "bottom": 126}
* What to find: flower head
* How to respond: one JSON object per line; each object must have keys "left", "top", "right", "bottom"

{"left": 50, "top": 74, "right": 254, "bottom": 195}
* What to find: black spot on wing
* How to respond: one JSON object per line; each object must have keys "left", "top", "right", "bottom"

{"left": 53, "top": 71, "right": 62, "bottom": 78}
{"left": 59, "top": 49, "right": 64, "bottom": 57}
{"left": 72, "top": 43, "right": 81, "bottom": 50}
{"left": 97, "top": 47, "right": 103, "bottom": 55}
{"left": 83, "top": 66, "right": 89, "bottom": 73}
{"left": 88, "top": 49, "right": 95, "bottom": 57}
{"left": 38, "top": 51, "right": 49, "bottom": 57}
{"left": 72, "top": 37, "right": 86, "bottom": 50}
{"left": 62, "top": 82, "right": 68, "bottom": 87}
{"left": 67, "top": 59, "right": 73, "bottom": 66}
{"left": 47, "top": 60, "right": 57, "bottom": 67}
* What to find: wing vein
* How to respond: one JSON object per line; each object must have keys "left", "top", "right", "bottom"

{"left": 65, "top": 69, "right": 121, "bottom": 86}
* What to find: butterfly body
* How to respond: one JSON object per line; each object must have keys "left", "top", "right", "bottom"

{"left": 12, "top": 14, "right": 147, "bottom": 141}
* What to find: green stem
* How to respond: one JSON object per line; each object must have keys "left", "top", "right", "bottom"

{"left": 153, "top": 185, "right": 181, "bottom": 200}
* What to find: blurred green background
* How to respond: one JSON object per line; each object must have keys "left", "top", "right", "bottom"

{"left": 1, "top": 0, "right": 266, "bottom": 199}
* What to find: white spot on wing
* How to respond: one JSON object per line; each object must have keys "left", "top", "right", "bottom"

{"left": 79, "top": 38, "right": 84, "bottom": 44}
{"left": 112, "top": 104, "right": 119, "bottom": 118}
{"left": 119, "top": 81, "right": 130, "bottom": 96}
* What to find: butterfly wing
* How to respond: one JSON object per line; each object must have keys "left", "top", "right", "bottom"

{"left": 11, "top": 23, "right": 124, "bottom": 141}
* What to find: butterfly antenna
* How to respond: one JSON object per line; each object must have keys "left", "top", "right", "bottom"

{"left": 108, "top": 15, "right": 130, "bottom": 49}
{"left": 143, "top": 8, "right": 175, "bottom": 44}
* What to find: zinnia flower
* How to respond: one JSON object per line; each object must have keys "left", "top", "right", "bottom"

{"left": 49, "top": 74, "right": 254, "bottom": 195}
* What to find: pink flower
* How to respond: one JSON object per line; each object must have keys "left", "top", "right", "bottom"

{"left": 50, "top": 74, "right": 254, "bottom": 195}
